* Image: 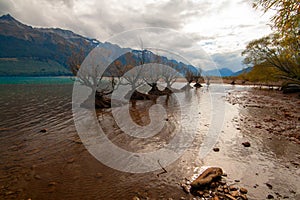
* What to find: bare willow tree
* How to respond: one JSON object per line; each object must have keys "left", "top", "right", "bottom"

{"left": 111, "top": 50, "right": 152, "bottom": 100}
{"left": 68, "top": 48, "right": 119, "bottom": 108}
{"left": 181, "top": 67, "right": 194, "bottom": 90}
{"left": 122, "top": 52, "right": 145, "bottom": 94}
{"left": 161, "top": 62, "right": 179, "bottom": 93}
{"left": 193, "top": 68, "right": 204, "bottom": 88}
{"left": 143, "top": 62, "right": 163, "bottom": 95}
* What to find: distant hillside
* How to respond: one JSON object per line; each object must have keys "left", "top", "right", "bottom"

{"left": 231, "top": 67, "right": 253, "bottom": 76}
{"left": 204, "top": 68, "right": 234, "bottom": 77}
{"left": 0, "top": 14, "right": 200, "bottom": 77}
{"left": 106, "top": 49, "right": 199, "bottom": 77}
{"left": 0, "top": 14, "right": 100, "bottom": 76}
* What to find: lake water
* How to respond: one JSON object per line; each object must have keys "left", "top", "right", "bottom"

{"left": 0, "top": 79, "right": 299, "bottom": 199}
{"left": 0, "top": 76, "right": 74, "bottom": 85}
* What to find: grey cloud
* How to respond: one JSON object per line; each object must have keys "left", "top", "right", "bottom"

{"left": 189, "top": 33, "right": 216, "bottom": 41}
{"left": 0, "top": 0, "right": 269, "bottom": 72}
{"left": 211, "top": 50, "right": 245, "bottom": 72}
{"left": 0, "top": 1, "right": 14, "bottom": 15}
{"left": 0, "top": 0, "right": 235, "bottom": 40}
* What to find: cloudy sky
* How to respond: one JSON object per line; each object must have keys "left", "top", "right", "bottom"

{"left": 0, "top": 0, "right": 273, "bottom": 71}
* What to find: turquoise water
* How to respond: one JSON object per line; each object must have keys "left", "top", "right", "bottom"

{"left": 0, "top": 76, "right": 74, "bottom": 84}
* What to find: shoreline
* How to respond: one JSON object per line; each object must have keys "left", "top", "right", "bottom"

{"left": 226, "top": 88, "right": 300, "bottom": 144}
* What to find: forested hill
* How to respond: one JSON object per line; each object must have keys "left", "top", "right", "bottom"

{"left": 0, "top": 14, "right": 100, "bottom": 76}
{"left": 0, "top": 14, "right": 202, "bottom": 77}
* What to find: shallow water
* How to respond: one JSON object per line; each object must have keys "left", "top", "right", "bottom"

{"left": 0, "top": 83, "right": 299, "bottom": 199}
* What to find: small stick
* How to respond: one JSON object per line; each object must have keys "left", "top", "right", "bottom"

{"left": 157, "top": 160, "right": 167, "bottom": 177}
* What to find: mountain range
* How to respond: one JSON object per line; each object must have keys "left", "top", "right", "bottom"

{"left": 0, "top": 14, "right": 246, "bottom": 77}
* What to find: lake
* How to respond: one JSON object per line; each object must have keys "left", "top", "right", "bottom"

{"left": 0, "top": 79, "right": 299, "bottom": 199}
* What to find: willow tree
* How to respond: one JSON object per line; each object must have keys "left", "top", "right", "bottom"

{"left": 193, "top": 68, "right": 204, "bottom": 88}
{"left": 243, "top": 0, "right": 300, "bottom": 87}
{"left": 242, "top": 34, "right": 300, "bottom": 84}
{"left": 68, "top": 48, "right": 119, "bottom": 108}
{"left": 161, "top": 62, "right": 179, "bottom": 93}
{"left": 253, "top": 0, "right": 299, "bottom": 35}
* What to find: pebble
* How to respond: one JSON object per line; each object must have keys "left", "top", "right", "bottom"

{"left": 5, "top": 191, "right": 15, "bottom": 195}
{"left": 213, "top": 196, "right": 220, "bottom": 200}
{"left": 231, "top": 190, "right": 239, "bottom": 197}
{"left": 289, "top": 190, "right": 296, "bottom": 194}
{"left": 213, "top": 148, "right": 220, "bottom": 152}
{"left": 48, "top": 181, "right": 57, "bottom": 186}
{"left": 267, "top": 194, "right": 274, "bottom": 199}
{"left": 219, "top": 180, "right": 226, "bottom": 185}
{"left": 240, "top": 187, "right": 248, "bottom": 194}
{"left": 211, "top": 182, "right": 217, "bottom": 188}
{"left": 95, "top": 173, "right": 103, "bottom": 178}
{"left": 265, "top": 183, "right": 273, "bottom": 189}
{"left": 67, "top": 158, "right": 75, "bottom": 164}
{"left": 34, "top": 174, "right": 41, "bottom": 180}
{"left": 242, "top": 142, "right": 251, "bottom": 147}
{"left": 132, "top": 197, "right": 140, "bottom": 200}
{"left": 40, "top": 128, "right": 47, "bottom": 133}
{"left": 197, "top": 191, "right": 204, "bottom": 196}
{"left": 240, "top": 194, "right": 248, "bottom": 200}
{"left": 181, "top": 184, "right": 190, "bottom": 194}
{"left": 203, "top": 193, "right": 210, "bottom": 198}
{"left": 225, "top": 194, "right": 237, "bottom": 200}
{"left": 229, "top": 185, "right": 238, "bottom": 191}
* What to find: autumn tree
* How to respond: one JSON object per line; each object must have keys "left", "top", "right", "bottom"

{"left": 243, "top": 0, "right": 300, "bottom": 89}
{"left": 253, "top": 0, "right": 299, "bottom": 36}
{"left": 243, "top": 62, "right": 281, "bottom": 86}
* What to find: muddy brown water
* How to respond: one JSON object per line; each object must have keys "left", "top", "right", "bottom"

{"left": 0, "top": 83, "right": 299, "bottom": 199}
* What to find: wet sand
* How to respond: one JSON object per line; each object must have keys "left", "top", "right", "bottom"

{"left": 226, "top": 88, "right": 300, "bottom": 144}
{"left": 0, "top": 84, "right": 299, "bottom": 200}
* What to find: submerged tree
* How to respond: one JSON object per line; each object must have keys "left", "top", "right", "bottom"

{"left": 143, "top": 63, "right": 163, "bottom": 95}
{"left": 181, "top": 67, "right": 195, "bottom": 90}
{"left": 117, "top": 55, "right": 150, "bottom": 100}
{"left": 68, "top": 48, "right": 119, "bottom": 108}
{"left": 193, "top": 68, "right": 204, "bottom": 88}
{"left": 161, "top": 62, "right": 179, "bottom": 93}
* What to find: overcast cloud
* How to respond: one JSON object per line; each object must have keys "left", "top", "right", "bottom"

{"left": 0, "top": 0, "right": 273, "bottom": 71}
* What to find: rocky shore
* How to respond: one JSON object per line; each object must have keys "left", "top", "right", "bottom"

{"left": 181, "top": 167, "right": 249, "bottom": 200}
{"left": 226, "top": 88, "right": 300, "bottom": 144}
